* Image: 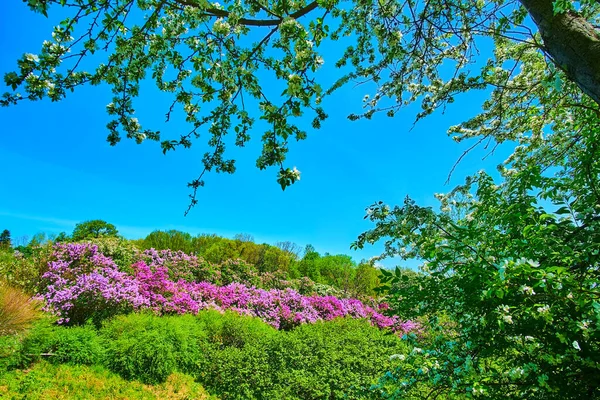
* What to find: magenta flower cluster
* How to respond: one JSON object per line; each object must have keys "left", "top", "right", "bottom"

{"left": 40, "top": 243, "right": 419, "bottom": 334}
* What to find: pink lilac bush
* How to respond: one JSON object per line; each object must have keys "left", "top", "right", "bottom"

{"left": 41, "top": 243, "right": 420, "bottom": 335}
{"left": 39, "top": 243, "right": 147, "bottom": 324}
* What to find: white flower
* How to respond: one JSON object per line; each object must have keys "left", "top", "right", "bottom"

{"left": 503, "top": 315, "right": 513, "bottom": 324}
{"left": 25, "top": 53, "right": 39, "bottom": 62}
{"left": 537, "top": 305, "right": 550, "bottom": 314}
{"left": 520, "top": 285, "right": 535, "bottom": 295}
{"left": 567, "top": 292, "right": 574, "bottom": 299}
{"left": 412, "top": 347, "right": 423, "bottom": 354}
{"left": 572, "top": 340, "right": 581, "bottom": 351}
{"left": 389, "top": 354, "right": 406, "bottom": 361}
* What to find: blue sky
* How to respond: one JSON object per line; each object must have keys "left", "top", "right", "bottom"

{"left": 0, "top": 2, "right": 509, "bottom": 267}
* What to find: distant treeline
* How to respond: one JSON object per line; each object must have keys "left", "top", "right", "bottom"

{"left": 1, "top": 220, "right": 381, "bottom": 298}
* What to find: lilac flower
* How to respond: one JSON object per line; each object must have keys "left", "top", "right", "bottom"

{"left": 40, "top": 243, "right": 420, "bottom": 335}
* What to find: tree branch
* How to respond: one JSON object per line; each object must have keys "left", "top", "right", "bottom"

{"left": 170, "top": 0, "right": 319, "bottom": 26}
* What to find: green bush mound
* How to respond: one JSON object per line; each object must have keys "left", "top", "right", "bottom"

{"left": 4, "top": 311, "right": 409, "bottom": 399}
{"left": 16, "top": 319, "right": 105, "bottom": 367}
{"left": 203, "top": 317, "right": 408, "bottom": 399}
{"left": 101, "top": 313, "right": 209, "bottom": 384}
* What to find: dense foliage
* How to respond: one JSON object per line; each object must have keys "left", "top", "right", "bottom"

{"left": 354, "top": 105, "right": 600, "bottom": 396}
{"left": 3, "top": 312, "right": 410, "bottom": 399}
{"left": 139, "top": 230, "right": 381, "bottom": 296}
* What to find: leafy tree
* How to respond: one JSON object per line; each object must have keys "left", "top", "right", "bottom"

{"left": 352, "top": 261, "right": 381, "bottom": 297}
{"left": 354, "top": 121, "right": 600, "bottom": 397}
{"left": 72, "top": 220, "right": 119, "bottom": 241}
{"left": 316, "top": 254, "right": 355, "bottom": 293}
{"left": 297, "top": 245, "right": 322, "bottom": 283}
{"left": 142, "top": 230, "right": 194, "bottom": 253}
{"left": 0, "top": 230, "right": 11, "bottom": 250}
{"left": 53, "top": 232, "right": 70, "bottom": 243}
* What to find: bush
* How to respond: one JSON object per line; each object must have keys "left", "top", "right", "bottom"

{"left": 84, "top": 237, "right": 139, "bottom": 272}
{"left": 6, "top": 311, "right": 411, "bottom": 399}
{"left": 277, "top": 318, "right": 409, "bottom": 399}
{"left": 40, "top": 242, "right": 144, "bottom": 325}
{"left": 197, "top": 309, "right": 278, "bottom": 348}
{"left": 18, "top": 319, "right": 104, "bottom": 367}
{"left": 0, "top": 246, "right": 51, "bottom": 293}
{"left": 201, "top": 317, "right": 409, "bottom": 399}
{"left": 0, "top": 334, "right": 23, "bottom": 373}
{"left": 0, "top": 282, "right": 40, "bottom": 336}
{"left": 101, "top": 313, "right": 208, "bottom": 384}
{"left": 50, "top": 325, "right": 105, "bottom": 365}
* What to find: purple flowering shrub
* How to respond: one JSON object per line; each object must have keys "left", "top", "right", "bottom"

{"left": 40, "top": 243, "right": 147, "bottom": 325}
{"left": 133, "top": 248, "right": 218, "bottom": 283}
{"left": 40, "top": 243, "right": 420, "bottom": 335}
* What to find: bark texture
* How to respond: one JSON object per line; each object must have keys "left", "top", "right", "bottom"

{"left": 520, "top": 0, "right": 600, "bottom": 105}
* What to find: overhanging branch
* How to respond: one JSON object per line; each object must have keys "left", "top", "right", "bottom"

{"left": 171, "top": 0, "right": 319, "bottom": 26}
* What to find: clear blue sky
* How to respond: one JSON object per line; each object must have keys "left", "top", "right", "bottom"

{"left": 0, "top": 2, "right": 510, "bottom": 268}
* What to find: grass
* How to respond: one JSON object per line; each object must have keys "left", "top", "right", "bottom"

{"left": 0, "top": 361, "right": 217, "bottom": 400}
{"left": 0, "top": 282, "right": 40, "bottom": 336}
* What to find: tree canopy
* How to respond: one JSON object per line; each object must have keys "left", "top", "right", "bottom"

{"left": 4, "top": 0, "right": 600, "bottom": 209}
{"left": 72, "top": 219, "right": 119, "bottom": 240}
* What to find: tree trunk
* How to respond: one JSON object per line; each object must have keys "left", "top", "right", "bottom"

{"left": 520, "top": 0, "right": 600, "bottom": 106}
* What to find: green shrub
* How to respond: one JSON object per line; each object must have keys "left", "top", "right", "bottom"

{"left": 101, "top": 313, "right": 208, "bottom": 384}
{"left": 200, "top": 317, "right": 408, "bottom": 399}
{"left": 84, "top": 236, "right": 139, "bottom": 272}
{"left": 51, "top": 325, "right": 104, "bottom": 365}
{"left": 274, "top": 318, "right": 409, "bottom": 399}
{"left": 204, "top": 344, "right": 277, "bottom": 399}
{"left": 195, "top": 311, "right": 279, "bottom": 398}
{"left": 0, "top": 334, "right": 23, "bottom": 373}
{"left": 196, "top": 309, "right": 277, "bottom": 348}
{"left": 18, "top": 319, "right": 104, "bottom": 367}
{"left": 0, "top": 247, "right": 51, "bottom": 293}
{"left": 10, "top": 311, "right": 411, "bottom": 398}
